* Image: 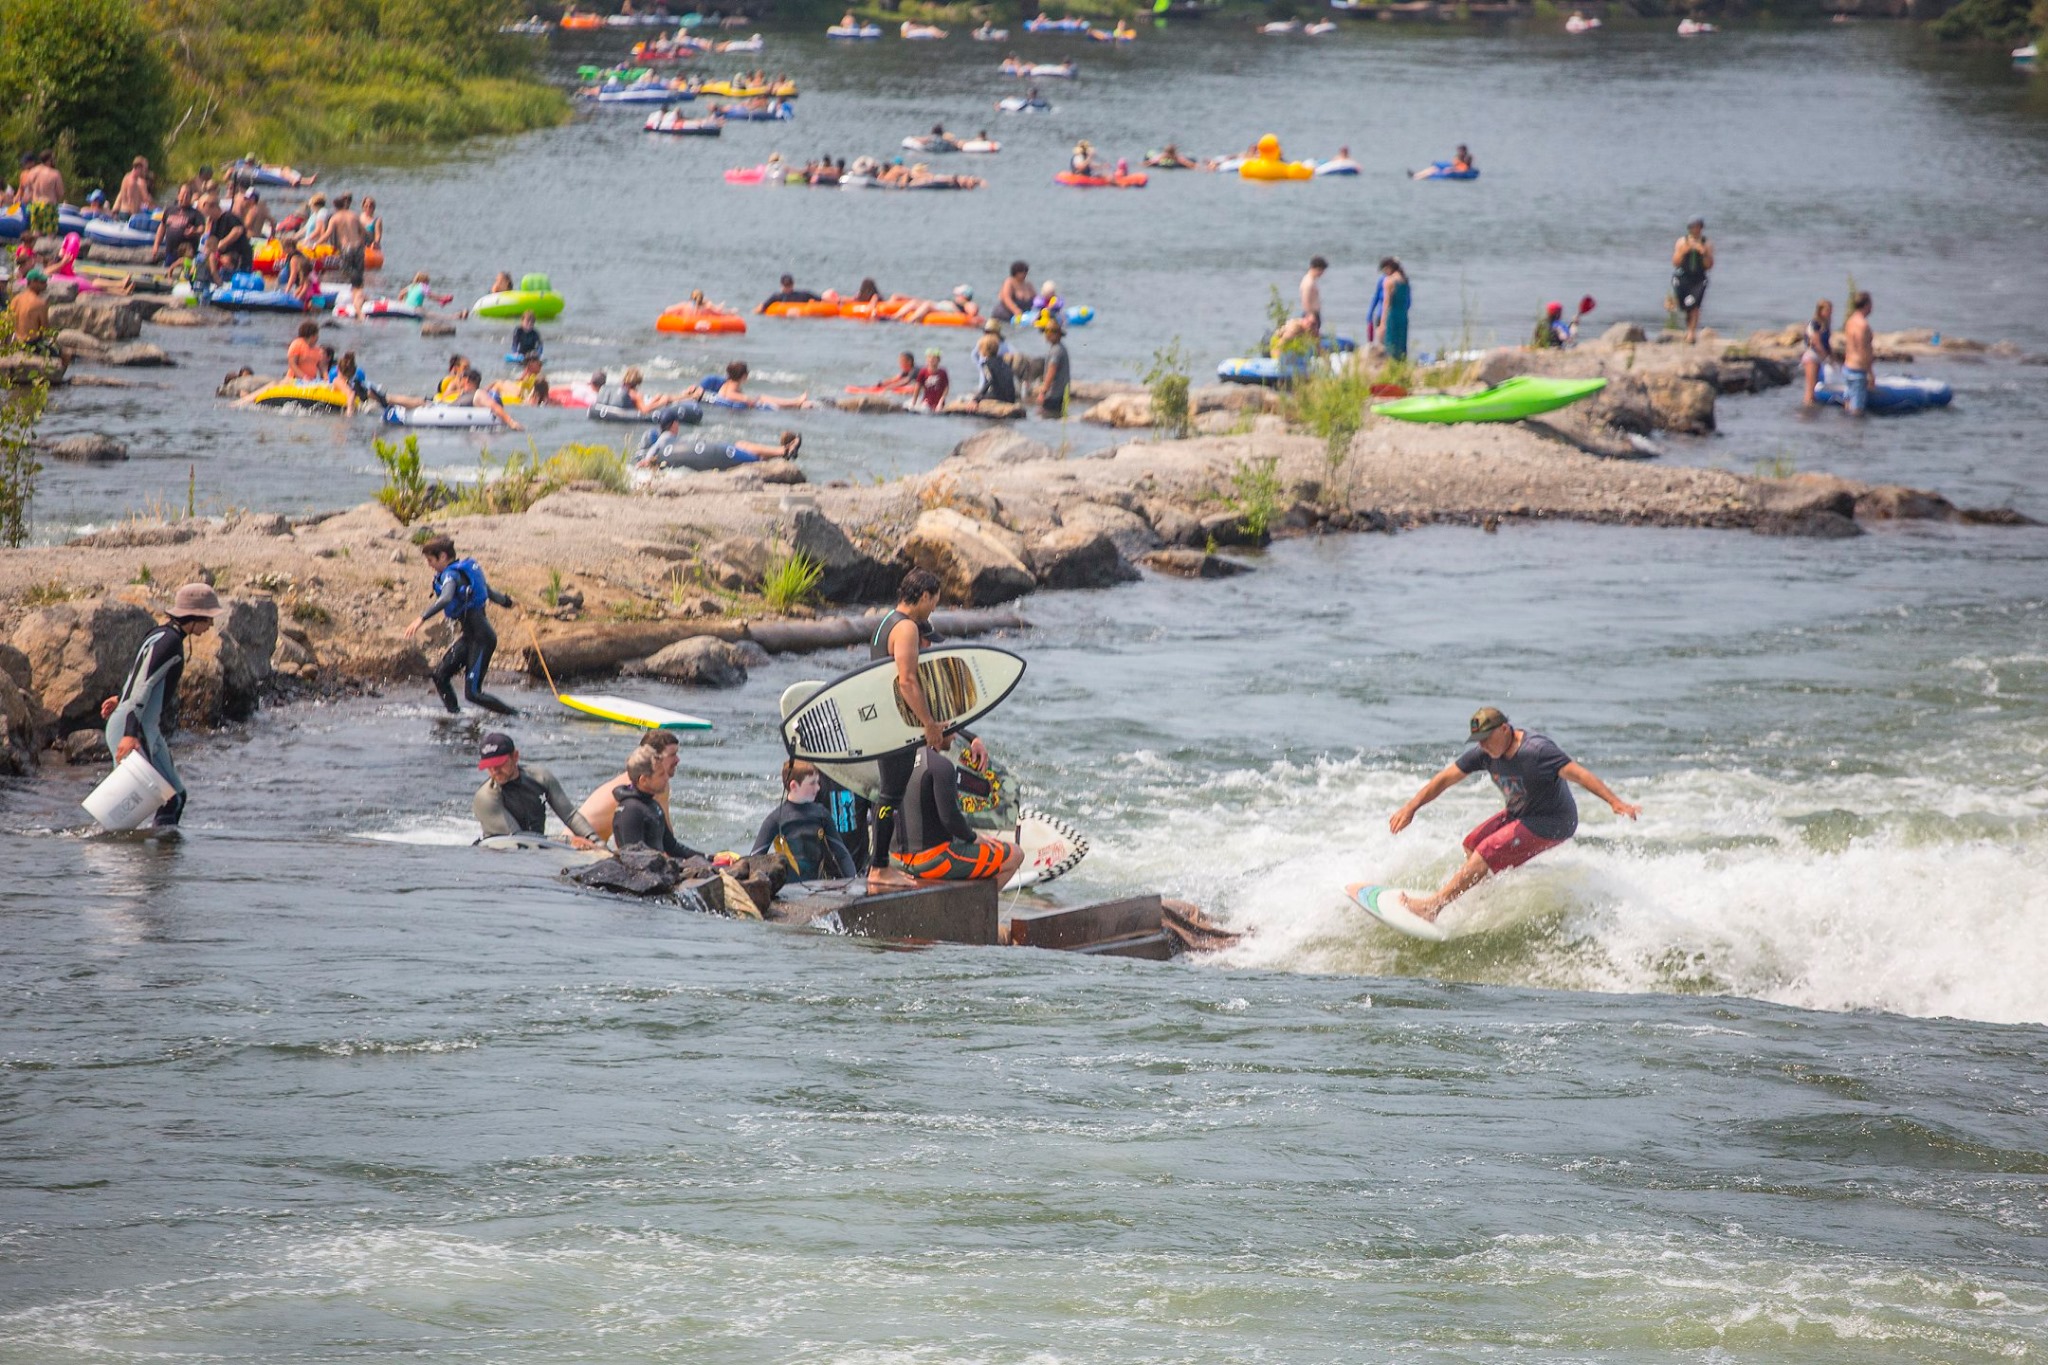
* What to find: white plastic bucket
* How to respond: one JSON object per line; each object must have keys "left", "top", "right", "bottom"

{"left": 82, "top": 750, "right": 177, "bottom": 832}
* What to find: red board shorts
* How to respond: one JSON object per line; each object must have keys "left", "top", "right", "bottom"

{"left": 897, "top": 838, "right": 1010, "bottom": 882}
{"left": 1464, "top": 811, "right": 1566, "bottom": 874}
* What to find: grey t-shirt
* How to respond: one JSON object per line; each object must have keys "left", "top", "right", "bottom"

{"left": 1456, "top": 732, "right": 1577, "bottom": 840}
{"left": 1039, "top": 341, "right": 1070, "bottom": 414}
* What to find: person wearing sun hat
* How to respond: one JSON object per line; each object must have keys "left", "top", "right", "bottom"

{"left": 1385, "top": 707, "right": 1641, "bottom": 922}
{"left": 96, "top": 583, "right": 225, "bottom": 829}
{"left": 1034, "top": 317, "right": 1070, "bottom": 418}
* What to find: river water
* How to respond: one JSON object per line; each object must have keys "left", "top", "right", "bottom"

{"left": 7, "top": 19, "right": 2048, "bottom": 1361}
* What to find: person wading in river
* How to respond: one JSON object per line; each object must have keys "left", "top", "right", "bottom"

{"left": 1387, "top": 707, "right": 1640, "bottom": 922}
{"left": 97, "top": 583, "right": 224, "bottom": 830}
{"left": 578, "top": 730, "right": 682, "bottom": 844}
{"left": 402, "top": 535, "right": 519, "bottom": 715}
{"left": 474, "top": 732, "right": 599, "bottom": 847}
{"left": 867, "top": 568, "right": 990, "bottom": 888}
{"left": 1840, "top": 291, "right": 1875, "bottom": 415}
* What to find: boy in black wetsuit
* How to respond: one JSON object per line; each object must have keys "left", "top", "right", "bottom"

{"left": 749, "top": 759, "right": 857, "bottom": 879}
{"left": 402, "top": 534, "right": 518, "bottom": 715}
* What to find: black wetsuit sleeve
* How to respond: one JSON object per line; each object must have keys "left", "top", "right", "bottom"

{"left": 748, "top": 808, "right": 781, "bottom": 857}
{"left": 534, "top": 767, "right": 596, "bottom": 840}
{"left": 419, "top": 577, "right": 458, "bottom": 623}
{"left": 474, "top": 781, "right": 517, "bottom": 837}
{"left": 823, "top": 826, "right": 857, "bottom": 879}
{"left": 930, "top": 758, "right": 974, "bottom": 845}
{"left": 487, "top": 586, "right": 513, "bottom": 609}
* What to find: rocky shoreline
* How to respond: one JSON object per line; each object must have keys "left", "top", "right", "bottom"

{"left": 2, "top": 313, "right": 2033, "bottom": 776}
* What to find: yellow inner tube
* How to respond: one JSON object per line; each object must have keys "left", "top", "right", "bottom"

{"left": 249, "top": 379, "right": 350, "bottom": 409}
{"left": 1240, "top": 158, "right": 1316, "bottom": 181}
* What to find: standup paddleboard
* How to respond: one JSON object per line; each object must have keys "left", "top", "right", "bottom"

{"left": 781, "top": 646, "right": 1025, "bottom": 763}
{"left": 556, "top": 692, "right": 712, "bottom": 731}
{"left": 1344, "top": 882, "right": 1450, "bottom": 943}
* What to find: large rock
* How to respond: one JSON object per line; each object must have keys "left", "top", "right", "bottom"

{"left": 46, "top": 297, "right": 141, "bottom": 342}
{"left": 899, "top": 508, "right": 1036, "bottom": 606}
{"left": 220, "top": 595, "right": 278, "bottom": 682}
{"left": 837, "top": 393, "right": 906, "bottom": 414}
{"left": 217, "top": 372, "right": 271, "bottom": 399}
{"left": 949, "top": 428, "right": 1054, "bottom": 466}
{"left": 42, "top": 433, "right": 127, "bottom": 463}
{"left": 0, "top": 641, "right": 30, "bottom": 695}
{"left": 148, "top": 307, "right": 228, "bottom": 328}
{"left": 1026, "top": 526, "right": 1139, "bottom": 590}
{"left": 1059, "top": 502, "right": 1162, "bottom": 560}
{"left": 105, "top": 342, "right": 173, "bottom": 368}
{"left": 1641, "top": 374, "right": 1717, "bottom": 433}
{"left": 0, "top": 670, "right": 40, "bottom": 776}
{"left": 56, "top": 329, "right": 106, "bottom": 361}
{"left": 1142, "top": 549, "right": 1253, "bottom": 579}
{"left": 1139, "top": 498, "right": 1202, "bottom": 548}
{"left": 1190, "top": 384, "right": 1283, "bottom": 414}
{"left": 9, "top": 599, "right": 155, "bottom": 733}
{"left": 1082, "top": 392, "right": 1154, "bottom": 428}
{"left": 699, "top": 535, "right": 774, "bottom": 591}
{"left": 180, "top": 628, "right": 265, "bottom": 730}
{"left": 940, "top": 399, "right": 1024, "bottom": 420}
{"left": 790, "top": 508, "right": 894, "bottom": 603}
{"left": 1599, "top": 321, "right": 1648, "bottom": 346}
{"left": 637, "top": 635, "right": 749, "bottom": 688}
{"left": 1855, "top": 484, "right": 1956, "bottom": 521}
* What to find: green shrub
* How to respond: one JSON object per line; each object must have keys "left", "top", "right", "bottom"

{"left": 0, "top": 312, "right": 49, "bottom": 549}
{"left": 443, "top": 442, "right": 630, "bottom": 517}
{"left": 762, "top": 551, "right": 825, "bottom": 613}
{"left": 1931, "top": 0, "right": 2037, "bottom": 43}
{"left": 373, "top": 434, "right": 445, "bottom": 524}
{"left": 0, "top": 0, "right": 173, "bottom": 190}
{"left": 1228, "top": 456, "right": 1283, "bottom": 540}
{"left": 1143, "top": 338, "right": 1193, "bottom": 439}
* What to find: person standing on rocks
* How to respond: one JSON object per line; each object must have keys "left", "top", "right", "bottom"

{"left": 1840, "top": 291, "right": 1875, "bottom": 415}
{"left": 113, "top": 157, "right": 155, "bottom": 215}
{"left": 23, "top": 151, "right": 63, "bottom": 241}
{"left": 97, "top": 583, "right": 224, "bottom": 830}
{"left": 1670, "top": 217, "right": 1713, "bottom": 344}
{"left": 474, "top": 732, "right": 599, "bottom": 847}
{"left": 403, "top": 535, "right": 519, "bottom": 715}
{"left": 1387, "top": 707, "right": 1640, "bottom": 922}
{"left": 1369, "top": 257, "right": 1410, "bottom": 361}
{"left": 1034, "top": 320, "right": 1071, "bottom": 419}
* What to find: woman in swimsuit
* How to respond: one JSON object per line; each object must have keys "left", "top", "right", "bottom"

{"left": 1800, "top": 299, "right": 1835, "bottom": 405}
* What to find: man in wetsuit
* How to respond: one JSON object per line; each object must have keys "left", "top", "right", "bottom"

{"left": 474, "top": 732, "right": 599, "bottom": 846}
{"left": 749, "top": 759, "right": 858, "bottom": 879}
{"left": 576, "top": 729, "right": 681, "bottom": 843}
{"left": 1387, "top": 707, "right": 1640, "bottom": 922}
{"left": 893, "top": 744, "right": 1021, "bottom": 886}
{"left": 611, "top": 747, "right": 703, "bottom": 856}
{"left": 402, "top": 535, "right": 519, "bottom": 715}
{"left": 97, "top": 582, "right": 224, "bottom": 829}
{"left": 867, "top": 568, "right": 990, "bottom": 886}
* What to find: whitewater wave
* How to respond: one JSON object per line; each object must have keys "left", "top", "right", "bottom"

{"left": 1085, "top": 754, "right": 2048, "bottom": 1027}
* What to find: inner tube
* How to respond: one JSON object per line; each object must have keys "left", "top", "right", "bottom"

{"left": 247, "top": 379, "right": 351, "bottom": 410}
{"left": 1418, "top": 162, "right": 1479, "bottom": 181}
{"left": 1239, "top": 158, "right": 1316, "bottom": 181}
{"left": 1812, "top": 375, "right": 1955, "bottom": 413}
{"left": 472, "top": 289, "right": 565, "bottom": 321}
{"left": 960, "top": 139, "right": 1001, "bottom": 154}
{"left": 383, "top": 404, "right": 503, "bottom": 428}
{"left": 1314, "top": 158, "right": 1363, "bottom": 176}
{"left": 1054, "top": 171, "right": 1148, "bottom": 188}
{"left": 763, "top": 299, "right": 843, "bottom": 318}
{"left": 657, "top": 307, "right": 748, "bottom": 334}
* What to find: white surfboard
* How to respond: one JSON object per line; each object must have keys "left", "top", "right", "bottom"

{"left": 1344, "top": 882, "right": 1451, "bottom": 943}
{"left": 781, "top": 646, "right": 1026, "bottom": 763}
{"left": 1012, "top": 810, "right": 1088, "bottom": 888}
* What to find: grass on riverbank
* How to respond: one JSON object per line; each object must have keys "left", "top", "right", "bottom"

{"left": 143, "top": 0, "right": 569, "bottom": 178}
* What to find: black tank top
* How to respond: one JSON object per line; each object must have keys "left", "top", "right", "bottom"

{"left": 869, "top": 608, "right": 932, "bottom": 660}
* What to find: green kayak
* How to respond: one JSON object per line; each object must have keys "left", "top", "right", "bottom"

{"left": 1370, "top": 375, "right": 1607, "bottom": 424}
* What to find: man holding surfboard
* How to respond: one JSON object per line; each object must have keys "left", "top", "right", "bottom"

{"left": 869, "top": 568, "right": 990, "bottom": 887}
{"left": 1387, "top": 708, "right": 1639, "bottom": 922}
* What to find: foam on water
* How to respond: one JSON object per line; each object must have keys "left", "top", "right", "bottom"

{"left": 1096, "top": 754, "right": 2048, "bottom": 1027}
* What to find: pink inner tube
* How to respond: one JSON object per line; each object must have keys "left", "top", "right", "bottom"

{"left": 724, "top": 167, "right": 767, "bottom": 184}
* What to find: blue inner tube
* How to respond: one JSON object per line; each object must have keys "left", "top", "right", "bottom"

{"left": 1812, "top": 375, "right": 1954, "bottom": 413}
{"left": 1424, "top": 161, "right": 1479, "bottom": 181}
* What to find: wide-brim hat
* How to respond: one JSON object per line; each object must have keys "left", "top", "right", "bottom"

{"left": 171, "top": 582, "right": 224, "bottom": 618}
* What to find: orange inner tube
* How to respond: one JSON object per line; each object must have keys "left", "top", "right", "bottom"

{"left": 657, "top": 309, "right": 747, "bottom": 334}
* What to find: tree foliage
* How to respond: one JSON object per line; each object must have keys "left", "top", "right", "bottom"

{"left": 1931, "top": 0, "right": 2041, "bottom": 43}
{"left": 0, "top": 0, "right": 173, "bottom": 192}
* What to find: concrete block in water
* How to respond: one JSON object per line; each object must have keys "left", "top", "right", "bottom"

{"left": 1007, "top": 894, "right": 1164, "bottom": 950}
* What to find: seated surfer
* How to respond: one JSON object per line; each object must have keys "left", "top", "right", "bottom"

{"left": 400, "top": 271, "right": 452, "bottom": 310}
{"left": 840, "top": 10, "right": 858, "bottom": 25}
{"left": 1270, "top": 256, "right": 1327, "bottom": 353}
{"left": 698, "top": 359, "right": 814, "bottom": 409}
{"left": 1386, "top": 707, "right": 1639, "bottom": 922}
{"left": 892, "top": 742, "right": 1023, "bottom": 889}
{"left": 757, "top": 272, "right": 823, "bottom": 312}
{"left": 334, "top": 349, "right": 411, "bottom": 415}
{"left": 509, "top": 310, "right": 543, "bottom": 363}
{"left": 637, "top": 416, "right": 801, "bottom": 471}
{"left": 577, "top": 730, "right": 681, "bottom": 843}
{"left": 474, "top": 732, "right": 600, "bottom": 848}
{"left": 750, "top": 760, "right": 858, "bottom": 880}
{"left": 611, "top": 748, "right": 704, "bottom": 857}
{"left": 1530, "top": 301, "right": 1576, "bottom": 349}
{"left": 684, "top": 288, "right": 735, "bottom": 315}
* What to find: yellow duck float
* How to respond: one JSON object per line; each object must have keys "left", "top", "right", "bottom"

{"left": 1239, "top": 133, "right": 1316, "bottom": 181}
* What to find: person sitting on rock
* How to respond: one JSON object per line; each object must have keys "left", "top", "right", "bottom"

{"left": 577, "top": 731, "right": 681, "bottom": 844}
{"left": 7, "top": 269, "right": 56, "bottom": 357}
{"left": 750, "top": 759, "right": 858, "bottom": 880}
{"left": 612, "top": 747, "right": 704, "bottom": 856}
{"left": 974, "top": 330, "right": 1018, "bottom": 404}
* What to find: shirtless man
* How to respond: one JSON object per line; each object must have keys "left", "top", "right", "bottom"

{"left": 1271, "top": 255, "right": 1327, "bottom": 351}
{"left": 307, "top": 193, "right": 368, "bottom": 308}
{"left": 576, "top": 730, "right": 682, "bottom": 843}
{"left": 113, "top": 158, "right": 154, "bottom": 215}
{"left": 235, "top": 189, "right": 273, "bottom": 241}
{"left": 1839, "top": 291, "right": 1875, "bottom": 416}
{"left": 22, "top": 151, "right": 64, "bottom": 240}
{"left": 8, "top": 270, "right": 53, "bottom": 353}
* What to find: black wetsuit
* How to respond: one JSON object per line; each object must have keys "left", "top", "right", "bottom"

{"left": 750, "top": 798, "right": 857, "bottom": 879}
{"left": 868, "top": 607, "right": 931, "bottom": 868}
{"left": 474, "top": 763, "right": 595, "bottom": 840}
{"left": 895, "top": 748, "right": 975, "bottom": 856}
{"left": 509, "top": 325, "right": 543, "bottom": 361}
{"left": 612, "top": 783, "right": 702, "bottom": 857}
{"left": 975, "top": 349, "right": 1018, "bottom": 404}
{"left": 419, "top": 557, "right": 517, "bottom": 715}
{"left": 103, "top": 620, "right": 190, "bottom": 827}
